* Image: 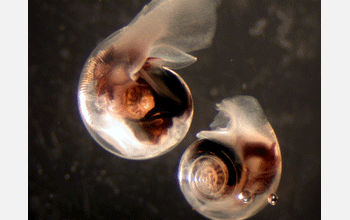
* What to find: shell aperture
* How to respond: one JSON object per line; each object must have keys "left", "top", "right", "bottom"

{"left": 78, "top": 0, "right": 221, "bottom": 159}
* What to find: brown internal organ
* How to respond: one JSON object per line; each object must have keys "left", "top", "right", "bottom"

{"left": 92, "top": 49, "right": 179, "bottom": 144}
{"left": 243, "top": 142, "right": 279, "bottom": 172}
{"left": 123, "top": 84, "right": 155, "bottom": 120}
{"left": 140, "top": 117, "right": 172, "bottom": 143}
{"left": 241, "top": 142, "right": 280, "bottom": 194}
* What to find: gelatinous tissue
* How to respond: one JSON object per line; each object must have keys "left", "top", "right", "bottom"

{"left": 179, "top": 96, "right": 282, "bottom": 220}
{"left": 78, "top": 0, "right": 222, "bottom": 159}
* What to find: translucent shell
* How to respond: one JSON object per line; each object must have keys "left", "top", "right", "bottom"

{"left": 178, "top": 96, "right": 282, "bottom": 220}
{"left": 79, "top": 60, "right": 193, "bottom": 159}
{"left": 78, "top": 0, "right": 221, "bottom": 159}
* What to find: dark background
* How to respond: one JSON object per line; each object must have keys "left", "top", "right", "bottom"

{"left": 29, "top": 0, "right": 320, "bottom": 219}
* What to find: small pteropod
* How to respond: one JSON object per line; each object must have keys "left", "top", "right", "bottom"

{"left": 78, "top": 0, "right": 222, "bottom": 159}
{"left": 178, "top": 96, "right": 282, "bottom": 220}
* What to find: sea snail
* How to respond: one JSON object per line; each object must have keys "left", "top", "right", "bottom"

{"left": 178, "top": 96, "right": 282, "bottom": 219}
{"left": 77, "top": 0, "right": 222, "bottom": 159}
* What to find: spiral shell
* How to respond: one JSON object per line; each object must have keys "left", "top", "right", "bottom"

{"left": 78, "top": 0, "right": 222, "bottom": 159}
{"left": 78, "top": 55, "right": 193, "bottom": 159}
{"left": 178, "top": 96, "right": 282, "bottom": 220}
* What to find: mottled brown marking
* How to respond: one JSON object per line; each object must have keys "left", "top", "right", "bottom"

{"left": 140, "top": 117, "right": 172, "bottom": 143}
{"left": 123, "top": 83, "right": 155, "bottom": 120}
{"left": 243, "top": 142, "right": 279, "bottom": 171}
{"left": 241, "top": 142, "right": 280, "bottom": 195}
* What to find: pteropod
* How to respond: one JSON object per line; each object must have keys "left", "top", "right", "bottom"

{"left": 178, "top": 96, "right": 282, "bottom": 220}
{"left": 78, "top": 0, "right": 222, "bottom": 159}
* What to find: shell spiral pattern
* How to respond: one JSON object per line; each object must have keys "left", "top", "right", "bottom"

{"left": 178, "top": 96, "right": 282, "bottom": 220}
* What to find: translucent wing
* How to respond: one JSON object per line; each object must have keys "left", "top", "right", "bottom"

{"left": 93, "top": 0, "right": 222, "bottom": 79}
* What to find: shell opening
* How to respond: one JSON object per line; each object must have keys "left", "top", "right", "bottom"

{"left": 91, "top": 50, "right": 192, "bottom": 144}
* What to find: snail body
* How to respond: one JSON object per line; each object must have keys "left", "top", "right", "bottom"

{"left": 179, "top": 96, "right": 282, "bottom": 219}
{"left": 79, "top": 61, "right": 193, "bottom": 159}
{"left": 78, "top": 0, "right": 221, "bottom": 159}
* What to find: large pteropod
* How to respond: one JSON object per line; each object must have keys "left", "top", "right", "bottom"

{"left": 179, "top": 96, "right": 282, "bottom": 220}
{"left": 78, "top": 0, "right": 222, "bottom": 159}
